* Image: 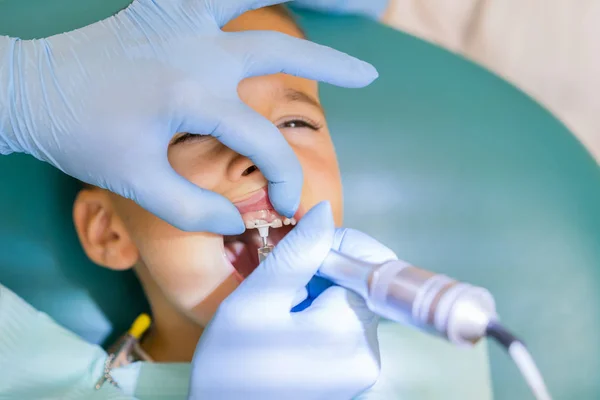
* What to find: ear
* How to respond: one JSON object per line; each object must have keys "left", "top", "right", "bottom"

{"left": 73, "top": 188, "right": 139, "bottom": 270}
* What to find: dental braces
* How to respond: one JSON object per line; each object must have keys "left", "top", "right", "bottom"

{"left": 245, "top": 217, "right": 297, "bottom": 262}
{"left": 244, "top": 217, "right": 297, "bottom": 230}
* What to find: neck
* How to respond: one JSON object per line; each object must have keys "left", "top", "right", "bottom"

{"left": 141, "top": 309, "right": 204, "bottom": 362}
{"left": 134, "top": 263, "right": 204, "bottom": 362}
{"left": 134, "top": 262, "right": 241, "bottom": 362}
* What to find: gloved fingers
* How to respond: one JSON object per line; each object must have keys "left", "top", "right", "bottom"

{"left": 205, "top": 0, "right": 292, "bottom": 27}
{"left": 126, "top": 154, "right": 245, "bottom": 234}
{"left": 229, "top": 31, "right": 378, "bottom": 88}
{"left": 179, "top": 98, "right": 302, "bottom": 218}
{"left": 333, "top": 228, "right": 397, "bottom": 264}
{"left": 299, "top": 286, "right": 378, "bottom": 330}
{"left": 238, "top": 201, "right": 335, "bottom": 306}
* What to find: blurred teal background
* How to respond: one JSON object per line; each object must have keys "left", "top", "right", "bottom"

{"left": 1, "top": 1, "right": 599, "bottom": 399}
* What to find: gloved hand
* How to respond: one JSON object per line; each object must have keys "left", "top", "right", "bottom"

{"left": 188, "top": 201, "right": 397, "bottom": 400}
{"left": 0, "top": 0, "right": 377, "bottom": 234}
{"left": 291, "top": 0, "right": 390, "bottom": 20}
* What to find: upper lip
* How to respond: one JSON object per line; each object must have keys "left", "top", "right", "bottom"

{"left": 233, "top": 187, "right": 274, "bottom": 215}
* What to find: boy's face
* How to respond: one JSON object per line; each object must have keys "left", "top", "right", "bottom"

{"left": 73, "top": 7, "right": 342, "bottom": 337}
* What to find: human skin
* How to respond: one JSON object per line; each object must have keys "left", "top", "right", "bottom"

{"left": 73, "top": 6, "right": 344, "bottom": 362}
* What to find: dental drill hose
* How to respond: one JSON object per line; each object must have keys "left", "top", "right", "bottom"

{"left": 318, "top": 250, "right": 552, "bottom": 400}
{"left": 259, "top": 246, "right": 552, "bottom": 399}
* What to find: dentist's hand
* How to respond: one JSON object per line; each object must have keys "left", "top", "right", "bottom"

{"left": 291, "top": 0, "right": 390, "bottom": 20}
{"left": 188, "top": 202, "right": 397, "bottom": 400}
{"left": 0, "top": 0, "right": 377, "bottom": 234}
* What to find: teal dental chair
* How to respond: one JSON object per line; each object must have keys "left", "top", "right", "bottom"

{"left": 1, "top": 1, "right": 599, "bottom": 399}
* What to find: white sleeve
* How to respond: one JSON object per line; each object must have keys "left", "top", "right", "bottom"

{"left": 0, "top": 36, "right": 17, "bottom": 154}
{"left": 0, "top": 282, "right": 136, "bottom": 399}
{"left": 381, "top": 0, "right": 600, "bottom": 163}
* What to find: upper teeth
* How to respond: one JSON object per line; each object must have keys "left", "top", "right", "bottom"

{"left": 245, "top": 217, "right": 296, "bottom": 230}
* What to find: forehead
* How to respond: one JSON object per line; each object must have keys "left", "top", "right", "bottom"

{"left": 222, "top": 7, "right": 304, "bottom": 39}
{"left": 223, "top": 7, "right": 318, "bottom": 113}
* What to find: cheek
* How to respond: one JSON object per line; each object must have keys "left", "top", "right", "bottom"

{"left": 141, "top": 234, "right": 236, "bottom": 310}
{"left": 113, "top": 199, "right": 238, "bottom": 319}
{"left": 296, "top": 144, "right": 343, "bottom": 225}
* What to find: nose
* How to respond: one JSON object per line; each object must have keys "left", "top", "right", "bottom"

{"left": 242, "top": 165, "right": 258, "bottom": 176}
{"left": 227, "top": 155, "right": 260, "bottom": 182}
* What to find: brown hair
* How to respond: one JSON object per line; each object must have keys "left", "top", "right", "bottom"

{"left": 268, "top": 5, "right": 305, "bottom": 37}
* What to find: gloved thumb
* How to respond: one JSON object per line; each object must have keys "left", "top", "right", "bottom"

{"left": 131, "top": 156, "right": 245, "bottom": 234}
{"left": 332, "top": 228, "right": 397, "bottom": 264}
{"left": 239, "top": 201, "right": 335, "bottom": 308}
{"left": 305, "top": 285, "right": 377, "bottom": 330}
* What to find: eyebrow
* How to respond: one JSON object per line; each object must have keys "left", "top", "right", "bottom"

{"left": 282, "top": 88, "right": 324, "bottom": 113}
{"left": 172, "top": 88, "right": 325, "bottom": 146}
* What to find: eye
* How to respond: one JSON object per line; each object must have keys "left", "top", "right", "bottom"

{"left": 171, "top": 133, "right": 212, "bottom": 146}
{"left": 278, "top": 118, "right": 322, "bottom": 131}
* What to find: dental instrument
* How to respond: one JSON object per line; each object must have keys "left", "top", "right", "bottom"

{"left": 254, "top": 233, "right": 552, "bottom": 400}
{"left": 256, "top": 223, "right": 274, "bottom": 262}
{"left": 252, "top": 218, "right": 298, "bottom": 262}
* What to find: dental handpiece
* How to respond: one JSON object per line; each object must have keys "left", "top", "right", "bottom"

{"left": 257, "top": 239, "right": 551, "bottom": 400}
{"left": 320, "top": 251, "right": 496, "bottom": 345}
{"left": 319, "top": 251, "right": 552, "bottom": 400}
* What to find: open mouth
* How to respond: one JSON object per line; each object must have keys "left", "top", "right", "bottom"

{"left": 223, "top": 187, "right": 301, "bottom": 280}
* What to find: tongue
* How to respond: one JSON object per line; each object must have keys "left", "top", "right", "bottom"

{"left": 224, "top": 225, "right": 294, "bottom": 279}
{"left": 266, "top": 225, "right": 291, "bottom": 246}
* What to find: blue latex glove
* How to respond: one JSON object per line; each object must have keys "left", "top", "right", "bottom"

{"left": 189, "top": 201, "right": 397, "bottom": 400}
{"left": 0, "top": 0, "right": 377, "bottom": 234}
{"left": 291, "top": 0, "right": 390, "bottom": 19}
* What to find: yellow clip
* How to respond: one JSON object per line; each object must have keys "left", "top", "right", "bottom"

{"left": 128, "top": 313, "right": 152, "bottom": 339}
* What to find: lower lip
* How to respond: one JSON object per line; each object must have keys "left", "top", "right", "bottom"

{"left": 232, "top": 269, "right": 244, "bottom": 283}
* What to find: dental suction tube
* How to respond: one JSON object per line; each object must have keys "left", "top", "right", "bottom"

{"left": 317, "top": 250, "right": 552, "bottom": 400}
